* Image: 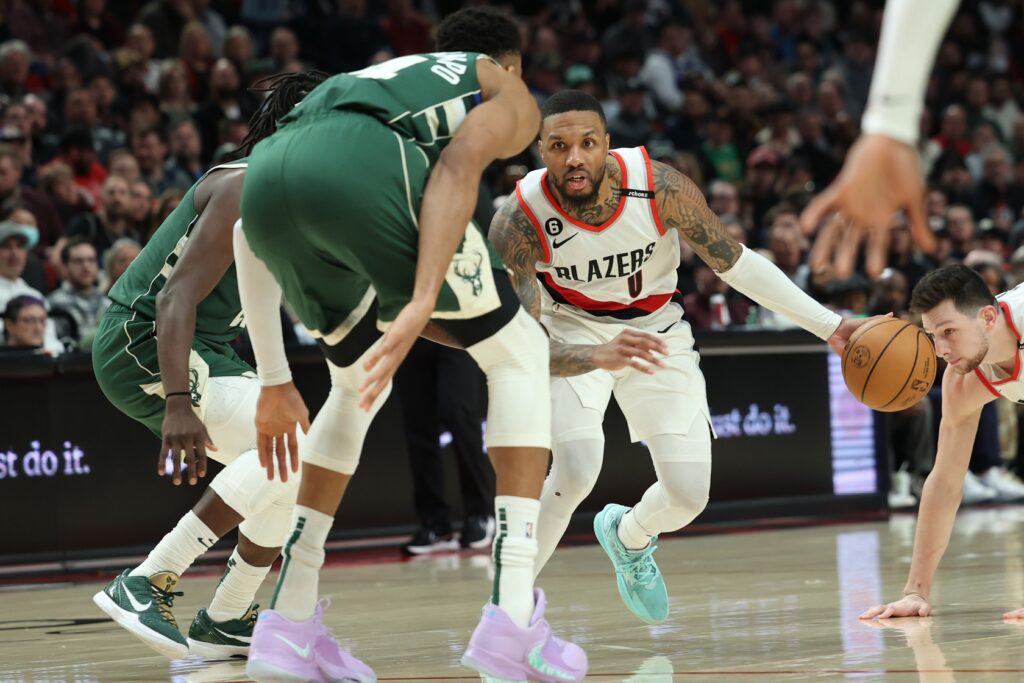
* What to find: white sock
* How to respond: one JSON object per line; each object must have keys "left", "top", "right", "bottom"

{"left": 131, "top": 511, "right": 218, "bottom": 578}
{"left": 207, "top": 547, "right": 272, "bottom": 622}
{"left": 492, "top": 495, "right": 539, "bottom": 628}
{"left": 617, "top": 509, "right": 653, "bottom": 551}
{"left": 270, "top": 505, "right": 332, "bottom": 622}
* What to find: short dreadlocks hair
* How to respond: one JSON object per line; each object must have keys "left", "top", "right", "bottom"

{"left": 434, "top": 7, "right": 521, "bottom": 60}
{"left": 228, "top": 70, "right": 328, "bottom": 160}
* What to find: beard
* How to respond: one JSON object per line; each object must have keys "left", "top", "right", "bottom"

{"left": 552, "top": 163, "right": 607, "bottom": 213}
{"left": 952, "top": 340, "right": 989, "bottom": 374}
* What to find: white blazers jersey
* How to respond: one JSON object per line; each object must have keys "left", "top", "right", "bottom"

{"left": 515, "top": 146, "right": 683, "bottom": 328}
{"left": 975, "top": 284, "right": 1024, "bottom": 402}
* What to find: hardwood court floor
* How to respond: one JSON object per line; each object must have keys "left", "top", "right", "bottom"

{"left": 3, "top": 508, "right": 1024, "bottom": 682}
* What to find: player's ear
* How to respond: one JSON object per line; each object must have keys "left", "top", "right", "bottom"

{"left": 981, "top": 304, "right": 999, "bottom": 328}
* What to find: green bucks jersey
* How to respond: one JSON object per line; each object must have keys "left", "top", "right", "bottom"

{"left": 108, "top": 162, "right": 247, "bottom": 344}
{"left": 281, "top": 52, "right": 491, "bottom": 162}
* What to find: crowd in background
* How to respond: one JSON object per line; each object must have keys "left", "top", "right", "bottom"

{"left": 2, "top": 0, "right": 1024, "bottom": 506}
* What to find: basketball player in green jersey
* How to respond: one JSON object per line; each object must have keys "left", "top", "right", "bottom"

{"left": 90, "top": 71, "right": 326, "bottom": 661}
{"left": 234, "top": 9, "right": 587, "bottom": 682}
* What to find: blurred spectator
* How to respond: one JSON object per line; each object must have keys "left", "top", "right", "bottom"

{"left": 50, "top": 129, "right": 108, "bottom": 209}
{"left": 607, "top": 78, "right": 653, "bottom": 149}
{"left": 946, "top": 205, "right": 979, "bottom": 260}
{"left": 179, "top": 21, "right": 214, "bottom": 101}
{"left": 641, "top": 20, "right": 705, "bottom": 114}
{"left": 150, "top": 187, "right": 185, "bottom": 239}
{"left": 887, "top": 214, "right": 934, "bottom": 292}
{"left": 108, "top": 150, "right": 141, "bottom": 183}
{"left": 193, "top": 0, "right": 227, "bottom": 57}
{"left": 869, "top": 268, "right": 910, "bottom": 319}
{"left": 138, "top": 0, "right": 193, "bottom": 59}
{"left": 157, "top": 59, "right": 197, "bottom": 120}
{"left": 38, "top": 162, "right": 90, "bottom": 227}
{"left": 124, "top": 23, "right": 161, "bottom": 94}
{"left": 0, "top": 144, "right": 63, "bottom": 253}
{"left": 985, "top": 76, "right": 1020, "bottom": 141}
{"left": 166, "top": 118, "right": 204, "bottom": 183}
{"left": 973, "top": 145, "right": 1024, "bottom": 223}
{"left": 700, "top": 110, "right": 743, "bottom": 183}
{"left": 743, "top": 147, "right": 782, "bottom": 234}
{"left": 66, "top": 175, "right": 142, "bottom": 258}
{"left": 683, "top": 264, "right": 751, "bottom": 330}
{"left": 707, "top": 179, "right": 740, "bottom": 218}
{"left": 128, "top": 180, "right": 154, "bottom": 236}
{"left": 47, "top": 236, "right": 109, "bottom": 346}
{"left": 1, "top": 294, "right": 48, "bottom": 353}
{"left": 195, "top": 59, "right": 256, "bottom": 163}
{"left": 64, "top": 87, "right": 125, "bottom": 164}
{"left": 321, "top": 0, "right": 389, "bottom": 73}
{"left": 381, "top": 0, "right": 431, "bottom": 57}
{"left": 766, "top": 216, "right": 809, "bottom": 291}
{"left": 933, "top": 105, "right": 971, "bottom": 158}
{"left": 8, "top": 0, "right": 71, "bottom": 62}
{"left": 103, "top": 236, "right": 141, "bottom": 292}
{"left": 223, "top": 25, "right": 256, "bottom": 78}
{"left": 74, "top": 0, "right": 125, "bottom": 50}
{"left": 0, "top": 220, "right": 62, "bottom": 354}
{"left": 602, "top": 0, "right": 655, "bottom": 60}
{"left": 0, "top": 40, "right": 31, "bottom": 99}
{"left": 131, "top": 126, "right": 191, "bottom": 195}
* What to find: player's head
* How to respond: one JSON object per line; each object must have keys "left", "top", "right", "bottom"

{"left": 538, "top": 90, "right": 609, "bottom": 211}
{"left": 228, "top": 69, "right": 328, "bottom": 160}
{"left": 435, "top": 7, "right": 523, "bottom": 75}
{"left": 910, "top": 264, "right": 998, "bottom": 374}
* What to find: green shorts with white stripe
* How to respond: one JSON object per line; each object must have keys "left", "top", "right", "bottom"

{"left": 240, "top": 110, "right": 506, "bottom": 338}
{"left": 92, "top": 303, "right": 254, "bottom": 437}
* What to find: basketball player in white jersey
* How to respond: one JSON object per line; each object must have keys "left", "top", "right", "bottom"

{"left": 800, "top": 0, "right": 959, "bottom": 278}
{"left": 861, "top": 264, "right": 1024, "bottom": 621}
{"left": 490, "top": 90, "right": 871, "bottom": 624}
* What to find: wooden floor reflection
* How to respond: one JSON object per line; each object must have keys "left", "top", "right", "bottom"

{"left": 3, "top": 507, "right": 1024, "bottom": 681}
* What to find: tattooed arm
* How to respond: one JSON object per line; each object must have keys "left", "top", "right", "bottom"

{"left": 489, "top": 195, "right": 667, "bottom": 376}
{"left": 651, "top": 159, "right": 848, "bottom": 342}
{"left": 650, "top": 159, "right": 742, "bottom": 271}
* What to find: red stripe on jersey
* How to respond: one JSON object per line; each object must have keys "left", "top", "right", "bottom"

{"left": 541, "top": 271, "right": 672, "bottom": 312}
{"left": 991, "top": 300, "right": 1023, "bottom": 384}
{"left": 515, "top": 181, "right": 551, "bottom": 264}
{"left": 539, "top": 152, "right": 629, "bottom": 233}
{"left": 974, "top": 368, "right": 1002, "bottom": 397}
{"left": 640, "top": 146, "right": 667, "bottom": 236}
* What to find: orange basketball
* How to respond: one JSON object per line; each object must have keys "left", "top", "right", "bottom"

{"left": 842, "top": 318, "right": 936, "bottom": 412}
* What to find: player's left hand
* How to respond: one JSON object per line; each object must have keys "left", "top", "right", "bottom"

{"left": 255, "top": 381, "right": 310, "bottom": 481}
{"left": 827, "top": 313, "right": 894, "bottom": 356}
{"left": 1003, "top": 608, "right": 1024, "bottom": 620}
{"left": 360, "top": 299, "right": 432, "bottom": 411}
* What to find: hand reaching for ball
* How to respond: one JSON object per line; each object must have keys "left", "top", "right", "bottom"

{"left": 827, "top": 313, "right": 894, "bottom": 356}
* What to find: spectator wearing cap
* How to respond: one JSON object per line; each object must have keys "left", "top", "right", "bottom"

{"left": 47, "top": 236, "right": 109, "bottom": 346}
{"left": 564, "top": 65, "right": 597, "bottom": 97}
{"left": 65, "top": 176, "right": 142, "bottom": 260}
{"left": 743, "top": 146, "right": 782, "bottom": 236}
{"left": 1, "top": 294, "right": 48, "bottom": 353}
{"left": 607, "top": 78, "right": 653, "bottom": 149}
{"left": 0, "top": 145, "right": 63, "bottom": 254}
{"left": 699, "top": 109, "right": 743, "bottom": 183}
{"left": 0, "top": 221, "right": 62, "bottom": 354}
{"left": 49, "top": 129, "right": 108, "bottom": 210}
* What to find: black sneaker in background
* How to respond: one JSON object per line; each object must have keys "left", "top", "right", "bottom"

{"left": 459, "top": 515, "right": 496, "bottom": 549}
{"left": 402, "top": 528, "right": 460, "bottom": 556}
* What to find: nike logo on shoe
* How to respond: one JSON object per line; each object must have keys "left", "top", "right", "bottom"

{"left": 274, "top": 634, "right": 312, "bottom": 659}
{"left": 552, "top": 233, "right": 578, "bottom": 249}
{"left": 528, "top": 643, "right": 576, "bottom": 680}
{"left": 213, "top": 626, "right": 252, "bottom": 643}
{"left": 122, "top": 587, "right": 152, "bottom": 612}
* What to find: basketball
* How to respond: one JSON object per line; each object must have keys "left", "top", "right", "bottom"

{"left": 842, "top": 318, "right": 937, "bottom": 412}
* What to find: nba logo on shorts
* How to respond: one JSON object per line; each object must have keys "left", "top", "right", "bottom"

{"left": 526, "top": 522, "right": 534, "bottom": 538}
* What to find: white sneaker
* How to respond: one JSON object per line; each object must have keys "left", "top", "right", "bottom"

{"left": 980, "top": 468, "right": 1024, "bottom": 502}
{"left": 962, "top": 470, "right": 998, "bottom": 505}
{"left": 888, "top": 471, "right": 917, "bottom": 509}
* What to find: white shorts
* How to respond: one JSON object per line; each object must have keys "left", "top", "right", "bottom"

{"left": 543, "top": 309, "right": 713, "bottom": 444}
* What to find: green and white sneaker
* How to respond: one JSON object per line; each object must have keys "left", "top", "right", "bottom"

{"left": 187, "top": 604, "right": 258, "bottom": 659}
{"left": 593, "top": 504, "right": 669, "bottom": 624}
{"left": 93, "top": 569, "right": 188, "bottom": 658}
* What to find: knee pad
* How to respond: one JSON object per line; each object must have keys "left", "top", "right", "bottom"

{"left": 303, "top": 348, "right": 391, "bottom": 475}
{"left": 208, "top": 447, "right": 299, "bottom": 524}
{"left": 202, "top": 376, "right": 260, "bottom": 464}
{"left": 546, "top": 439, "right": 604, "bottom": 505}
{"left": 238, "top": 493, "right": 295, "bottom": 548}
{"left": 466, "top": 308, "right": 550, "bottom": 450}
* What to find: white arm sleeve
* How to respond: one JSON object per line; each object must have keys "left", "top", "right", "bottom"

{"left": 717, "top": 246, "right": 842, "bottom": 341}
{"left": 860, "top": 0, "right": 959, "bottom": 144}
{"left": 232, "top": 220, "right": 292, "bottom": 386}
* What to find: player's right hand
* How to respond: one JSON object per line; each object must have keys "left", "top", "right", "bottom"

{"left": 800, "top": 134, "right": 934, "bottom": 279}
{"left": 859, "top": 593, "right": 932, "bottom": 620}
{"left": 592, "top": 330, "right": 669, "bottom": 374}
{"left": 158, "top": 397, "right": 217, "bottom": 486}
{"left": 255, "top": 382, "right": 310, "bottom": 482}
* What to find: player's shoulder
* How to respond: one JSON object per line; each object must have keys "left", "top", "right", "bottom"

{"left": 492, "top": 190, "right": 533, "bottom": 232}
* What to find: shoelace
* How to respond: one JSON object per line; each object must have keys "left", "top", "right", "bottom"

{"left": 621, "top": 544, "right": 659, "bottom": 585}
{"left": 244, "top": 604, "right": 260, "bottom": 626}
{"left": 151, "top": 583, "right": 184, "bottom": 623}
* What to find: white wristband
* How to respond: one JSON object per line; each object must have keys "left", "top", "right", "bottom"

{"left": 232, "top": 219, "right": 292, "bottom": 386}
{"left": 717, "top": 246, "right": 841, "bottom": 341}
{"left": 860, "top": 0, "right": 959, "bottom": 145}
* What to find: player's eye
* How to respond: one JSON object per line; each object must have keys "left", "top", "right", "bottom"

{"left": 944, "top": 329, "right": 953, "bottom": 337}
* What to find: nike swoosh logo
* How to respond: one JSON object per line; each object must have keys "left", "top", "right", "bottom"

{"left": 528, "top": 643, "right": 576, "bottom": 680}
{"left": 213, "top": 626, "right": 251, "bottom": 643}
{"left": 552, "top": 233, "right": 578, "bottom": 249}
{"left": 122, "top": 587, "right": 152, "bottom": 612}
{"left": 197, "top": 537, "right": 213, "bottom": 548}
{"left": 274, "top": 633, "right": 311, "bottom": 659}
